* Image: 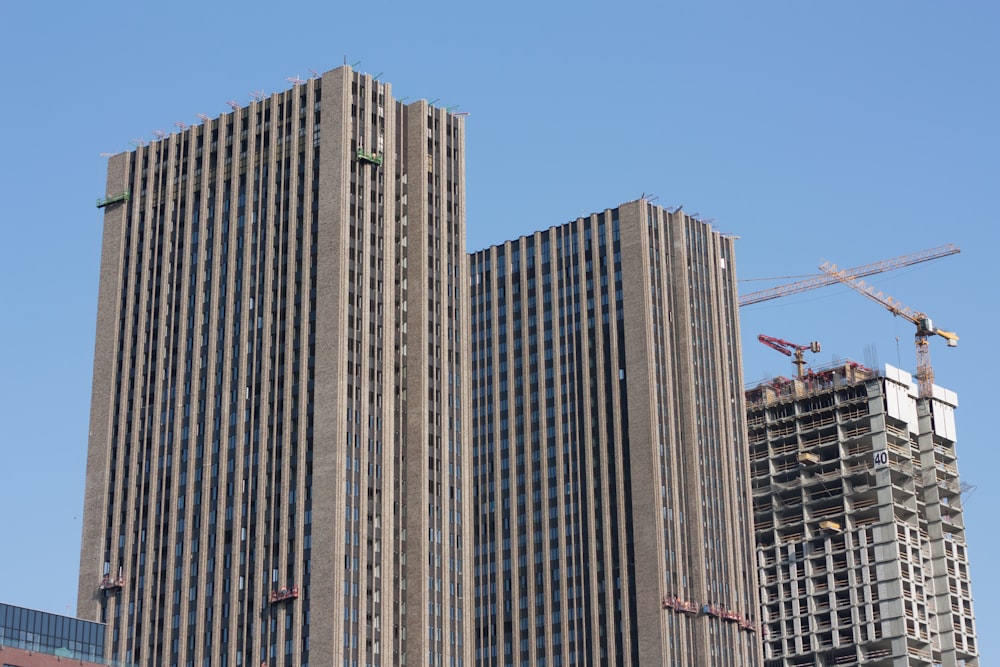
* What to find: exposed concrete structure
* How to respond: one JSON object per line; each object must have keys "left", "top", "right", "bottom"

{"left": 79, "top": 66, "right": 472, "bottom": 667}
{"left": 747, "top": 363, "right": 978, "bottom": 666}
{"left": 470, "top": 201, "right": 762, "bottom": 666}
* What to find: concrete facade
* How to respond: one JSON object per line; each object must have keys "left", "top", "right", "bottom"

{"left": 79, "top": 66, "right": 472, "bottom": 667}
{"left": 469, "top": 201, "right": 762, "bottom": 666}
{"left": 747, "top": 363, "right": 978, "bottom": 666}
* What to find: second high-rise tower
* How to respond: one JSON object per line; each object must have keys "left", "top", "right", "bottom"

{"left": 470, "top": 201, "right": 762, "bottom": 666}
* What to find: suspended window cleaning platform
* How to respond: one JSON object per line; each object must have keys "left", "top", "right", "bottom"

{"left": 356, "top": 149, "right": 383, "bottom": 166}
{"left": 99, "top": 575, "right": 124, "bottom": 591}
{"left": 270, "top": 585, "right": 299, "bottom": 603}
{"left": 97, "top": 191, "right": 130, "bottom": 208}
{"left": 661, "top": 597, "right": 758, "bottom": 633}
{"left": 661, "top": 596, "right": 699, "bottom": 614}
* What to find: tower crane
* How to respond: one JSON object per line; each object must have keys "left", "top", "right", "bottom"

{"left": 818, "top": 263, "right": 958, "bottom": 398}
{"left": 757, "top": 335, "right": 821, "bottom": 378}
{"left": 739, "top": 244, "right": 959, "bottom": 307}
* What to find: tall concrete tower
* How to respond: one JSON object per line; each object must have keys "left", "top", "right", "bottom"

{"left": 469, "top": 201, "right": 762, "bottom": 666}
{"left": 79, "top": 66, "right": 472, "bottom": 667}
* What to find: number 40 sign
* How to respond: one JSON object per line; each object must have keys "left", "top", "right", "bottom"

{"left": 872, "top": 450, "right": 889, "bottom": 468}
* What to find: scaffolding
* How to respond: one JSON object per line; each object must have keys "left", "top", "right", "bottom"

{"left": 745, "top": 360, "right": 875, "bottom": 407}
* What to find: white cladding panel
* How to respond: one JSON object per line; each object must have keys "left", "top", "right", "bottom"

{"left": 932, "top": 383, "right": 959, "bottom": 408}
{"left": 884, "top": 364, "right": 918, "bottom": 430}
{"left": 932, "top": 401, "right": 958, "bottom": 441}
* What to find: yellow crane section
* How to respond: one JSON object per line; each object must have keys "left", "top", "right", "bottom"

{"left": 818, "top": 262, "right": 958, "bottom": 398}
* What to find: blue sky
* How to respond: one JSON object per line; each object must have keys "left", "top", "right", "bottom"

{"left": 1, "top": 0, "right": 996, "bottom": 660}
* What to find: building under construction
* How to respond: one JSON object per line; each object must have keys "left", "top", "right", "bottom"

{"left": 747, "top": 362, "right": 978, "bottom": 666}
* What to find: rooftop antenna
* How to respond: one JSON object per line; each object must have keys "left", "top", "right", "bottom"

{"left": 286, "top": 75, "right": 304, "bottom": 86}
{"left": 130, "top": 138, "right": 146, "bottom": 147}
{"left": 196, "top": 113, "right": 210, "bottom": 123}
{"left": 453, "top": 111, "right": 470, "bottom": 116}
{"left": 397, "top": 97, "right": 409, "bottom": 103}
{"left": 428, "top": 98, "right": 440, "bottom": 106}
{"left": 100, "top": 152, "right": 114, "bottom": 158}
{"left": 351, "top": 61, "right": 361, "bottom": 68}
{"left": 250, "top": 89, "right": 266, "bottom": 101}
{"left": 309, "top": 69, "right": 319, "bottom": 79}
{"left": 446, "top": 105, "right": 460, "bottom": 111}
{"left": 372, "top": 72, "right": 383, "bottom": 81}
{"left": 174, "top": 121, "right": 188, "bottom": 131}
{"left": 227, "top": 100, "right": 240, "bottom": 111}
{"left": 152, "top": 130, "right": 168, "bottom": 139}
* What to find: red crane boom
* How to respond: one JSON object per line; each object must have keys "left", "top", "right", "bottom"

{"left": 757, "top": 335, "right": 821, "bottom": 378}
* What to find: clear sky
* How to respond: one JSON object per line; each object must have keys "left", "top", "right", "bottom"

{"left": 1, "top": 0, "right": 996, "bottom": 661}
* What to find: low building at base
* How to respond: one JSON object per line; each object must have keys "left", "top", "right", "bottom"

{"left": 0, "top": 602, "right": 108, "bottom": 667}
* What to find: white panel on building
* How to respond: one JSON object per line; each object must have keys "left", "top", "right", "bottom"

{"left": 932, "top": 401, "right": 958, "bottom": 441}
{"left": 884, "top": 364, "right": 917, "bottom": 430}
{"left": 884, "top": 364, "right": 916, "bottom": 391}
{"left": 932, "top": 384, "right": 959, "bottom": 408}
